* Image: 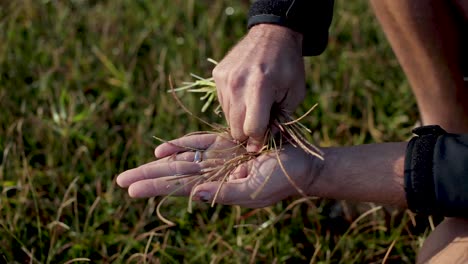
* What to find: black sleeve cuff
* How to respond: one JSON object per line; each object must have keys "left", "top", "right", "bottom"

{"left": 247, "top": 0, "right": 334, "bottom": 56}
{"left": 433, "top": 133, "right": 468, "bottom": 217}
{"left": 405, "top": 125, "right": 468, "bottom": 218}
{"left": 404, "top": 125, "right": 444, "bottom": 215}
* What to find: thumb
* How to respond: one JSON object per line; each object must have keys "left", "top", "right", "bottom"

{"left": 246, "top": 137, "right": 264, "bottom": 153}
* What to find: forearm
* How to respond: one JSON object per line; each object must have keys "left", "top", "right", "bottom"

{"left": 308, "top": 142, "right": 407, "bottom": 207}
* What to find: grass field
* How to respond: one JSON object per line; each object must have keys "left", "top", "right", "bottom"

{"left": 0, "top": 0, "right": 429, "bottom": 263}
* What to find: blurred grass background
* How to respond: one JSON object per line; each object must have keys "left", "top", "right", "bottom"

{"left": 0, "top": 0, "right": 427, "bottom": 263}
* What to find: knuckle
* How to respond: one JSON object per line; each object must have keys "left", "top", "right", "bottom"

{"left": 140, "top": 166, "right": 150, "bottom": 180}
{"left": 226, "top": 74, "right": 245, "bottom": 94}
{"left": 168, "top": 161, "right": 179, "bottom": 175}
{"left": 212, "top": 65, "right": 224, "bottom": 79}
{"left": 150, "top": 179, "right": 159, "bottom": 193}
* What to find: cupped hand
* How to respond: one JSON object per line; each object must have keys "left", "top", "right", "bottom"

{"left": 116, "top": 133, "right": 319, "bottom": 208}
{"left": 212, "top": 24, "right": 306, "bottom": 152}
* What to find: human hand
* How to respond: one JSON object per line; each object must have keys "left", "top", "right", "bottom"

{"left": 212, "top": 24, "right": 306, "bottom": 152}
{"left": 116, "top": 133, "right": 319, "bottom": 208}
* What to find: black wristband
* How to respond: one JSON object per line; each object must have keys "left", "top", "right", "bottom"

{"left": 248, "top": 0, "right": 307, "bottom": 36}
{"left": 404, "top": 125, "right": 447, "bottom": 215}
{"left": 247, "top": 0, "right": 334, "bottom": 56}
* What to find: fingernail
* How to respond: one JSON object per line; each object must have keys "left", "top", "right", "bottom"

{"left": 195, "top": 191, "right": 211, "bottom": 202}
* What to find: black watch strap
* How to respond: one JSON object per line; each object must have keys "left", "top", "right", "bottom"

{"left": 404, "top": 125, "right": 447, "bottom": 215}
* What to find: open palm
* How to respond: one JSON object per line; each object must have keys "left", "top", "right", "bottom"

{"left": 117, "top": 133, "right": 316, "bottom": 208}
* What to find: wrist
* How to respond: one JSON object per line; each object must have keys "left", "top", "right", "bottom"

{"left": 302, "top": 148, "right": 326, "bottom": 197}
{"left": 307, "top": 147, "right": 346, "bottom": 198}
{"left": 248, "top": 24, "right": 303, "bottom": 51}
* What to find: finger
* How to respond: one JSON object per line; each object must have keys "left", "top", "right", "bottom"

{"left": 216, "top": 85, "right": 227, "bottom": 120}
{"left": 246, "top": 138, "right": 265, "bottom": 153}
{"left": 221, "top": 69, "right": 248, "bottom": 142}
{"left": 116, "top": 161, "right": 202, "bottom": 188}
{"left": 228, "top": 102, "right": 248, "bottom": 143}
{"left": 160, "top": 151, "right": 214, "bottom": 163}
{"left": 128, "top": 175, "right": 200, "bottom": 198}
{"left": 117, "top": 157, "right": 227, "bottom": 188}
{"left": 164, "top": 151, "right": 196, "bottom": 162}
{"left": 218, "top": 89, "right": 229, "bottom": 126}
{"left": 154, "top": 133, "right": 217, "bottom": 158}
{"left": 213, "top": 65, "right": 229, "bottom": 125}
{"left": 150, "top": 152, "right": 196, "bottom": 164}
{"left": 244, "top": 83, "right": 274, "bottom": 152}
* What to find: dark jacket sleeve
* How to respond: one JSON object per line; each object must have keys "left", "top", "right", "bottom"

{"left": 247, "top": 0, "right": 334, "bottom": 56}
{"left": 405, "top": 125, "right": 468, "bottom": 218}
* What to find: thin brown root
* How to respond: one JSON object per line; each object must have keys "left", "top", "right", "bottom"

{"left": 289, "top": 123, "right": 323, "bottom": 158}
{"left": 210, "top": 173, "right": 229, "bottom": 208}
{"left": 294, "top": 119, "right": 313, "bottom": 134}
{"left": 281, "top": 103, "right": 318, "bottom": 126}
{"left": 155, "top": 173, "right": 208, "bottom": 225}
{"left": 208, "top": 154, "right": 248, "bottom": 206}
{"left": 284, "top": 124, "right": 323, "bottom": 160}
{"left": 154, "top": 132, "right": 244, "bottom": 156}
{"left": 273, "top": 122, "right": 298, "bottom": 148}
{"left": 382, "top": 239, "right": 397, "bottom": 264}
{"left": 188, "top": 178, "right": 204, "bottom": 213}
{"left": 184, "top": 130, "right": 221, "bottom": 137}
{"left": 153, "top": 135, "right": 201, "bottom": 152}
{"left": 156, "top": 196, "right": 176, "bottom": 226}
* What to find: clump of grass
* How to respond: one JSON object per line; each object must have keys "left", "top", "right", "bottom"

{"left": 171, "top": 58, "right": 220, "bottom": 114}
{"left": 154, "top": 64, "right": 323, "bottom": 225}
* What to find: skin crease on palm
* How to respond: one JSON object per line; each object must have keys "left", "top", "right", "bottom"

{"left": 212, "top": 24, "right": 306, "bottom": 152}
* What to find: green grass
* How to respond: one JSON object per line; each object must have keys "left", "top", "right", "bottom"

{"left": 0, "top": 0, "right": 428, "bottom": 263}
